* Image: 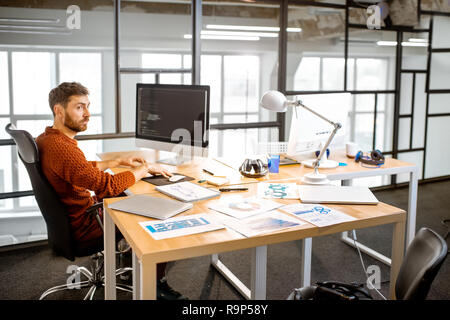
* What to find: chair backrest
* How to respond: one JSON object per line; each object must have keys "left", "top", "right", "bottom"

{"left": 395, "top": 227, "right": 448, "bottom": 300}
{"left": 5, "top": 124, "right": 76, "bottom": 261}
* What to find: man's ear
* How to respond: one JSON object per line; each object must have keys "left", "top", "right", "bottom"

{"left": 53, "top": 104, "right": 64, "bottom": 118}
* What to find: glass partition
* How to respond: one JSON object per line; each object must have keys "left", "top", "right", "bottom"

{"left": 287, "top": 4, "right": 345, "bottom": 92}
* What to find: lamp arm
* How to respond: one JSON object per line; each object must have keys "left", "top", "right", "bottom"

{"left": 293, "top": 100, "right": 338, "bottom": 127}
{"left": 290, "top": 100, "right": 342, "bottom": 170}
{"left": 313, "top": 123, "right": 341, "bottom": 170}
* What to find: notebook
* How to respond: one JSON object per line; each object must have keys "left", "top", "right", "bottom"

{"left": 297, "top": 185, "right": 379, "bottom": 205}
{"left": 156, "top": 181, "right": 221, "bottom": 202}
{"left": 108, "top": 194, "right": 193, "bottom": 219}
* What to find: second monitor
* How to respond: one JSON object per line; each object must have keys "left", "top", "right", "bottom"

{"left": 136, "top": 83, "right": 210, "bottom": 165}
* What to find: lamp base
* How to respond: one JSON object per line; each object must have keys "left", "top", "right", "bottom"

{"left": 302, "top": 159, "right": 339, "bottom": 169}
{"left": 301, "top": 171, "right": 330, "bottom": 185}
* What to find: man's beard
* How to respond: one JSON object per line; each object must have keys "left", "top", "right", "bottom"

{"left": 64, "top": 112, "right": 89, "bottom": 132}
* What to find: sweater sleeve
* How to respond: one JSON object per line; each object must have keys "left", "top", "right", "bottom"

{"left": 48, "top": 140, "right": 135, "bottom": 198}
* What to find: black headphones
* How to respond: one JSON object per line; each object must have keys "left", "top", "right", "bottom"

{"left": 355, "top": 150, "right": 385, "bottom": 166}
{"left": 239, "top": 159, "right": 268, "bottom": 178}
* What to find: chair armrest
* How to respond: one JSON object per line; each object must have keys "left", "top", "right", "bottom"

{"left": 86, "top": 202, "right": 104, "bottom": 231}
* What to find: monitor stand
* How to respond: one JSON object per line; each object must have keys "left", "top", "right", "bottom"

{"left": 155, "top": 150, "right": 191, "bottom": 166}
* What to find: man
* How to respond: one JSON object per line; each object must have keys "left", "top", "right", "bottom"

{"left": 36, "top": 82, "right": 186, "bottom": 300}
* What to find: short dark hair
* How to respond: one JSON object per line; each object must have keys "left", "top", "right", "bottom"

{"left": 48, "top": 82, "right": 89, "bottom": 115}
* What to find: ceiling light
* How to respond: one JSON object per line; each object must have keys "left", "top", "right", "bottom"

{"left": 0, "top": 29, "right": 71, "bottom": 35}
{"left": 0, "top": 25, "right": 67, "bottom": 31}
{"left": 206, "top": 24, "right": 301, "bottom": 33}
{"left": 376, "top": 40, "right": 428, "bottom": 47}
{"left": 0, "top": 17, "right": 60, "bottom": 24}
{"left": 184, "top": 34, "right": 260, "bottom": 41}
{"left": 202, "top": 30, "right": 278, "bottom": 38}
{"left": 401, "top": 41, "right": 428, "bottom": 47}
{"left": 376, "top": 41, "right": 397, "bottom": 46}
{"left": 408, "top": 38, "right": 428, "bottom": 43}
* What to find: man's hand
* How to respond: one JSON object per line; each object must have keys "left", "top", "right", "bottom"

{"left": 147, "top": 164, "right": 172, "bottom": 178}
{"left": 117, "top": 157, "right": 146, "bottom": 168}
{"left": 130, "top": 162, "right": 172, "bottom": 182}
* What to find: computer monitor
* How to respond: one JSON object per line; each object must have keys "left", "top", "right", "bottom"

{"left": 135, "top": 83, "right": 210, "bottom": 165}
{"left": 287, "top": 93, "right": 351, "bottom": 168}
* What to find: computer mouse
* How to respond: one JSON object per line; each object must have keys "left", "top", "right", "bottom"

{"left": 168, "top": 175, "right": 185, "bottom": 182}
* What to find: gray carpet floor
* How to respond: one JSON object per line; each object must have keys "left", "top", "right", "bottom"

{"left": 0, "top": 180, "right": 449, "bottom": 300}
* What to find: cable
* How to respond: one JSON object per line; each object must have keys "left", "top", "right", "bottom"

{"left": 351, "top": 229, "right": 387, "bottom": 300}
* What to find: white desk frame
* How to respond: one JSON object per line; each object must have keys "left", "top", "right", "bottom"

{"left": 329, "top": 164, "right": 419, "bottom": 266}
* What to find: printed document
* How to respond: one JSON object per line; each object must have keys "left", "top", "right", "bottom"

{"left": 281, "top": 203, "right": 356, "bottom": 227}
{"left": 208, "top": 196, "right": 283, "bottom": 219}
{"left": 139, "top": 213, "right": 224, "bottom": 240}
{"left": 217, "top": 211, "right": 304, "bottom": 238}
{"left": 257, "top": 182, "right": 299, "bottom": 199}
{"left": 156, "top": 181, "right": 220, "bottom": 202}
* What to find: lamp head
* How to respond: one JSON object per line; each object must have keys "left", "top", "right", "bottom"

{"left": 260, "top": 90, "right": 288, "bottom": 113}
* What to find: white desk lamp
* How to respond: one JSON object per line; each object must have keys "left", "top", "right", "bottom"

{"left": 260, "top": 90, "right": 342, "bottom": 185}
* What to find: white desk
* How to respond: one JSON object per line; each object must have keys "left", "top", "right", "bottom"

{"left": 103, "top": 185, "right": 406, "bottom": 300}
{"left": 100, "top": 150, "right": 417, "bottom": 298}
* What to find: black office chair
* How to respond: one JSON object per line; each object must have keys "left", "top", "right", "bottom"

{"left": 288, "top": 227, "right": 448, "bottom": 300}
{"left": 5, "top": 123, "right": 132, "bottom": 300}
{"left": 395, "top": 227, "right": 448, "bottom": 300}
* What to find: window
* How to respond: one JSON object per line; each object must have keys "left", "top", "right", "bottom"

{"left": 293, "top": 57, "right": 320, "bottom": 91}
{"left": 355, "top": 58, "right": 389, "bottom": 91}
{"left": 322, "top": 58, "right": 345, "bottom": 90}
{"left": 12, "top": 52, "right": 54, "bottom": 115}
{"left": 142, "top": 53, "right": 183, "bottom": 84}
{"left": 223, "top": 55, "right": 260, "bottom": 114}
{"left": 59, "top": 52, "right": 102, "bottom": 115}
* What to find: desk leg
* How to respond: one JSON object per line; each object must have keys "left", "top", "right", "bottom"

{"left": 132, "top": 251, "right": 141, "bottom": 300}
{"left": 340, "top": 179, "right": 352, "bottom": 244}
{"left": 251, "top": 246, "right": 267, "bottom": 300}
{"left": 140, "top": 259, "right": 157, "bottom": 300}
{"left": 339, "top": 178, "right": 393, "bottom": 266}
{"left": 300, "top": 238, "right": 312, "bottom": 287}
{"left": 104, "top": 210, "right": 116, "bottom": 300}
{"left": 389, "top": 220, "right": 405, "bottom": 299}
{"left": 407, "top": 169, "right": 418, "bottom": 247}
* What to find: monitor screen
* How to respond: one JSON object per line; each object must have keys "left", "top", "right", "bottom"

{"left": 287, "top": 93, "right": 351, "bottom": 160}
{"left": 136, "top": 84, "right": 210, "bottom": 149}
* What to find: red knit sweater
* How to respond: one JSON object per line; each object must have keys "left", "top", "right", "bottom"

{"left": 36, "top": 127, "right": 135, "bottom": 244}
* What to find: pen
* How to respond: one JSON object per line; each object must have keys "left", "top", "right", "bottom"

{"left": 203, "top": 169, "right": 214, "bottom": 175}
{"left": 219, "top": 187, "right": 249, "bottom": 192}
